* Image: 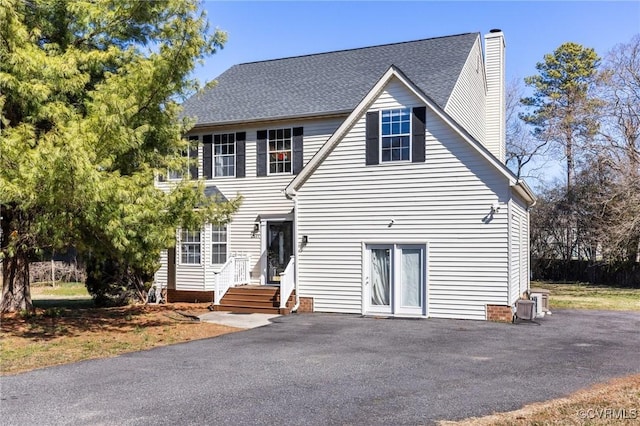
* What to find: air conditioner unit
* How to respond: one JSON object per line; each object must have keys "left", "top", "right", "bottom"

{"left": 515, "top": 299, "right": 536, "bottom": 321}
{"left": 530, "top": 293, "right": 545, "bottom": 318}
{"left": 530, "top": 288, "right": 551, "bottom": 315}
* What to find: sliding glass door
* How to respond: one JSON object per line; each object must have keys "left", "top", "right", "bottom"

{"left": 370, "top": 247, "right": 392, "bottom": 312}
{"left": 366, "top": 244, "right": 426, "bottom": 316}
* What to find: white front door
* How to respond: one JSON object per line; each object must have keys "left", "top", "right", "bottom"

{"left": 365, "top": 244, "right": 426, "bottom": 316}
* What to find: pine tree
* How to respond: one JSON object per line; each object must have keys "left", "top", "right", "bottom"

{"left": 521, "top": 43, "right": 601, "bottom": 265}
{"left": 0, "top": 0, "right": 239, "bottom": 312}
{"left": 521, "top": 42, "right": 601, "bottom": 190}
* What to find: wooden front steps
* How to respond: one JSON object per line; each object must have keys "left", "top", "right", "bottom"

{"left": 212, "top": 285, "right": 295, "bottom": 315}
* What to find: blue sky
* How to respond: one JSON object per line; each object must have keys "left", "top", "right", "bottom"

{"left": 198, "top": 1, "right": 639, "bottom": 85}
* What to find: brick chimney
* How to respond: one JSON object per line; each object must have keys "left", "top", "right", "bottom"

{"left": 484, "top": 29, "right": 506, "bottom": 163}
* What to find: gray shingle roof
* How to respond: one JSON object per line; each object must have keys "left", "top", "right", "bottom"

{"left": 203, "top": 185, "right": 227, "bottom": 202}
{"left": 183, "top": 33, "right": 479, "bottom": 126}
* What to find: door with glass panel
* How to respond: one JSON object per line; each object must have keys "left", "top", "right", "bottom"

{"left": 266, "top": 221, "right": 293, "bottom": 284}
{"left": 366, "top": 244, "right": 426, "bottom": 316}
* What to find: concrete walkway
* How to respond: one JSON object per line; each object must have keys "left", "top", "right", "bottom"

{"left": 198, "top": 311, "right": 281, "bottom": 328}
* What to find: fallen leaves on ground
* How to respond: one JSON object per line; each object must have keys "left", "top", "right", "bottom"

{"left": 0, "top": 303, "right": 240, "bottom": 375}
{"left": 439, "top": 374, "right": 640, "bottom": 425}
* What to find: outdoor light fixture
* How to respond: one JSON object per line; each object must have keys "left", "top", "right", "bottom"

{"left": 491, "top": 203, "right": 501, "bottom": 214}
{"left": 302, "top": 235, "right": 308, "bottom": 246}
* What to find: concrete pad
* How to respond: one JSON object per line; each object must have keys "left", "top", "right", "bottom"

{"left": 198, "top": 311, "right": 280, "bottom": 329}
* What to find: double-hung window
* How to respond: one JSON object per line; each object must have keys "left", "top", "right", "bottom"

{"left": 214, "top": 133, "right": 235, "bottom": 177}
{"left": 169, "top": 136, "right": 199, "bottom": 180}
{"left": 381, "top": 108, "right": 411, "bottom": 162}
{"left": 180, "top": 229, "right": 201, "bottom": 264}
{"left": 168, "top": 150, "right": 188, "bottom": 180}
{"left": 268, "top": 128, "right": 292, "bottom": 174}
{"left": 211, "top": 225, "right": 228, "bottom": 264}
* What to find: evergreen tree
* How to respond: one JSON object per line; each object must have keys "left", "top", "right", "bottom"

{"left": 521, "top": 43, "right": 601, "bottom": 265}
{"left": 521, "top": 42, "right": 601, "bottom": 190}
{"left": 0, "top": 0, "right": 240, "bottom": 312}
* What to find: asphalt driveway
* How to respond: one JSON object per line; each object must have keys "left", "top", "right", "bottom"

{"left": 1, "top": 310, "right": 639, "bottom": 425}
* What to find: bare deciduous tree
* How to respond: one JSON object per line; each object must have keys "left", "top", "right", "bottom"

{"left": 594, "top": 34, "right": 640, "bottom": 262}
{"left": 530, "top": 36, "right": 640, "bottom": 280}
{"left": 505, "top": 79, "right": 552, "bottom": 181}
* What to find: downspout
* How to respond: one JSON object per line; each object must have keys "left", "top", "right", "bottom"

{"left": 290, "top": 191, "right": 301, "bottom": 312}
{"left": 507, "top": 198, "right": 514, "bottom": 307}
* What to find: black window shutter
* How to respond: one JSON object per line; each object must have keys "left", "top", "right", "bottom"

{"left": 256, "top": 130, "right": 267, "bottom": 177}
{"left": 202, "top": 134, "right": 213, "bottom": 179}
{"left": 412, "top": 107, "right": 426, "bottom": 163}
{"left": 188, "top": 136, "right": 199, "bottom": 179}
{"left": 235, "top": 132, "right": 246, "bottom": 178}
{"left": 292, "top": 127, "right": 304, "bottom": 174}
{"left": 365, "top": 111, "right": 379, "bottom": 165}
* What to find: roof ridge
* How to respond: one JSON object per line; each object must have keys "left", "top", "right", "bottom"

{"left": 234, "top": 32, "right": 479, "bottom": 67}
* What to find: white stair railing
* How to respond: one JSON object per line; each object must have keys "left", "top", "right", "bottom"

{"left": 279, "top": 256, "right": 295, "bottom": 309}
{"left": 213, "top": 255, "right": 251, "bottom": 305}
{"left": 234, "top": 255, "right": 250, "bottom": 285}
{"left": 214, "top": 257, "right": 235, "bottom": 306}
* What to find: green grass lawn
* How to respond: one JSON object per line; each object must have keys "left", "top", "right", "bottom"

{"left": 31, "top": 282, "right": 89, "bottom": 298}
{"left": 532, "top": 281, "right": 640, "bottom": 311}
{"left": 30, "top": 282, "right": 94, "bottom": 309}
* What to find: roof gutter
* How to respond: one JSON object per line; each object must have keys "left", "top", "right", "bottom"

{"left": 511, "top": 179, "right": 537, "bottom": 208}
{"left": 188, "top": 110, "right": 352, "bottom": 131}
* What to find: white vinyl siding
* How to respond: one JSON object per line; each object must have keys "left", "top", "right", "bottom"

{"left": 297, "top": 79, "right": 510, "bottom": 320}
{"left": 509, "top": 196, "right": 530, "bottom": 304}
{"left": 154, "top": 250, "right": 168, "bottom": 288}
{"left": 445, "top": 36, "right": 486, "bottom": 147}
{"left": 483, "top": 32, "right": 506, "bottom": 162}
{"left": 156, "top": 116, "right": 344, "bottom": 290}
{"left": 521, "top": 207, "right": 530, "bottom": 298}
{"left": 174, "top": 223, "right": 225, "bottom": 292}
{"left": 175, "top": 227, "right": 205, "bottom": 291}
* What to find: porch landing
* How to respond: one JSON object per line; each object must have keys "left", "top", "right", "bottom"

{"left": 211, "top": 285, "right": 295, "bottom": 315}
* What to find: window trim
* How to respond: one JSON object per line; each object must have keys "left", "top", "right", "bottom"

{"left": 267, "top": 128, "right": 293, "bottom": 175}
{"left": 169, "top": 136, "right": 199, "bottom": 180}
{"left": 213, "top": 133, "right": 236, "bottom": 178}
{"left": 379, "top": 108, "right": 412, "bottom": 163}
{"left": 168, "top": 150, "right": 188, "bottom": 180}
{"left": 178, "top": 228, "right": 202, "bottom": 265}
{"left": 211, "top": 224, "right": 228, "bottom": 265}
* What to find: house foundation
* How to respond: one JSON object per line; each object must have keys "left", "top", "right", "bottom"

{"left": 486, "top": 305, "right": 514, "bottom": 322}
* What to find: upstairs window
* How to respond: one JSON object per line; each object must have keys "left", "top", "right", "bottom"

{"left": 366, "top": 107, "right": 425, "bottom": 166}
{"left": 211, "top": 224, "right": 228, "bottom": 264}
{"left": 168, "top": 150, "right": 188, "bottom": 180}
{"left": 381, "top": 108, "right": 411, "bottom": 162}
{"left": 169, "top": 136, "right": 199, "bottom": 180}
{"left": 180, "top": 229, "right": 201, "bottom": 264}
{"left": 214, "top": 133, "right": 235, "bottom": 177}
{"left": 268, "top": 128, "right": 292, "bottom": 174}
{"left": 203, "top": 132, "right": 246, "bottom": 179}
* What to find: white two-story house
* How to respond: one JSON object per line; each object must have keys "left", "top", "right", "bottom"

{"left": 155, "top": 30, "right": 536, "bottom": 321}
